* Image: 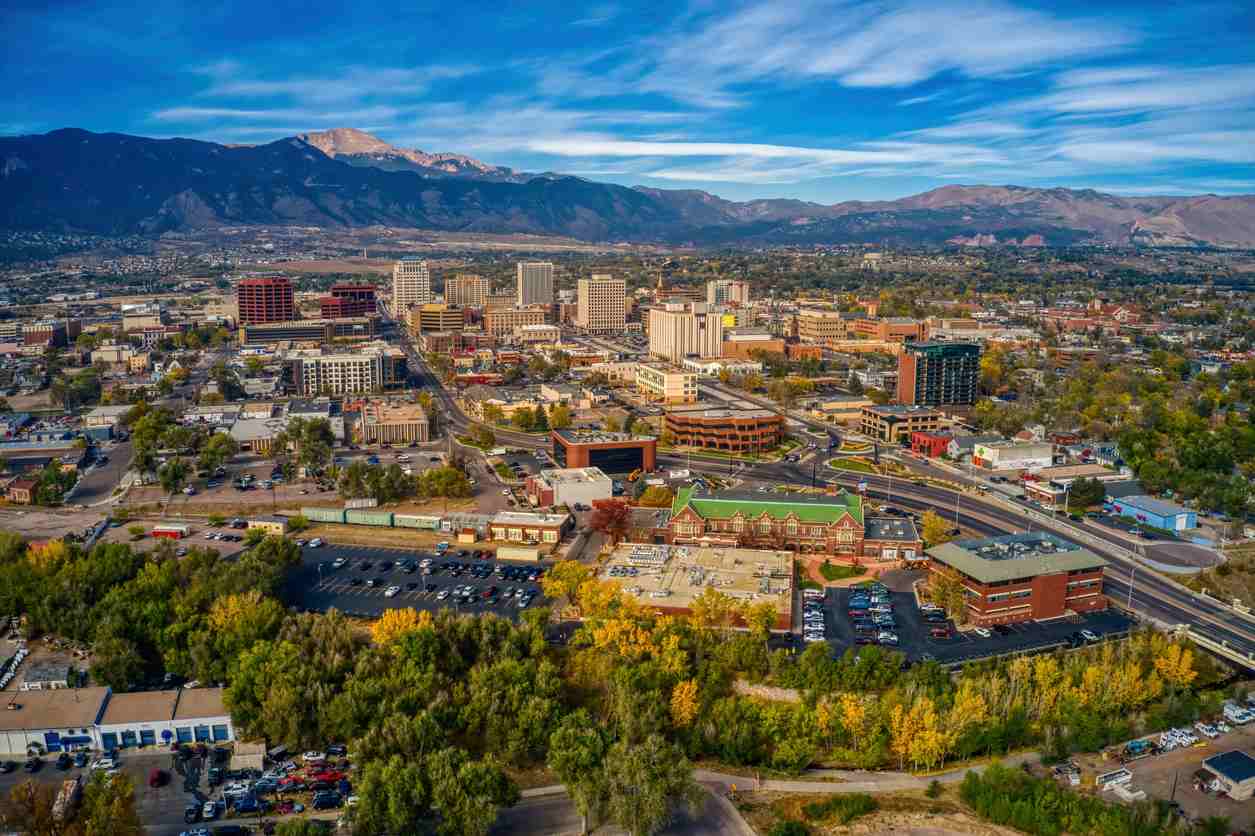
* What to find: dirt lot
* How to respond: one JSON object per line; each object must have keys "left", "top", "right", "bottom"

{"left": 738, "top": 787, "right": 1021, "bottom": 835}
{"left": 1, "top": 639, "right": 90, "bottom": 692}
{"left": 1068, "top": 722, "right": 1255, "bottom": 830}
{"left": 0, "top": 507, "right": 106, "bottom": 543}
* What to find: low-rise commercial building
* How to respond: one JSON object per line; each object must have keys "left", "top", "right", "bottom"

{"left": 665, "top": 406, "right": 783, "bottom": 454}
{"left": 860, "top": 405, "right": 944, "bottom": 444}
{"left": 603, "top": 543, "right": 792, "bottom": 630}
{"left": 862, "top": 516, "right": 924, "bottom": 562}
{"left": 552, "top": 430, "right": 657, "bottom": 473}
{"left": 926, "top": 532, "right": 1108, "bottom": 626}
{"left": 247, "top": 516, "right": 289, "bottom": 536}
{"left": 1106, "top": 494, "right": 1197, "bottom": 532}
{"left": 807, "top": 395, "right": 874, "bottom": 425}
{"left": 853, "top": 317, "right": 928, "bottom": 343}
{"left": 489, "top": 511, "right": 573, "bottom": 545}
{"left": 972, "top": 440, "right": 1054, "bottom": 472}
{"left": 358, "top": 400, "right": 429, "bottom": 445}
{"left": 909, "top": 431, "right": 953, "bottom": 458}
{"left": 636, "top": 364, "right": 698, "bottom": 405}
{"left": 797, "top": 309, "right": 856, "bottom": 343}
{"left": 525, "top": 467, "right": 612, "bottom": 508}
{"left": 0, "top": 686, "right": 107, "bottom": 755}
{"left": 1201, "top": 751, "right": 1255, "bottom": 802}
{"left": 515, "top": 324, "right": 560, "bottom": 344}
{"left": 98, "top": 687, "right": 234, "bottom": 750}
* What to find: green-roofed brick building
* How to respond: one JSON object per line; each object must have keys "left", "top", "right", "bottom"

{"left": 667, "top": 487, "right": 867, "bottom": 555}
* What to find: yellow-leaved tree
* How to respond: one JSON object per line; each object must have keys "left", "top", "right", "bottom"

{"left": 689, "top": 586, "right": 738, "bottom": 632}
{"left": 370, "top": 608, "right": 432, "bottom": 645}
{"left": 670, "top": 679, "right": 699, "bottom": 728}
{"left": 1154, "top": 642, "right": 1198, "bottom": 690}
{"left": 540, "top": 561, "right": 594, "bottom": 608}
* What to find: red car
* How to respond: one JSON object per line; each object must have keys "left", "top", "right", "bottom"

{"left": 307, "top": 770, "right": 345, "bottom": 784}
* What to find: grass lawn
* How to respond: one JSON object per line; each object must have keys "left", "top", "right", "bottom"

{"left": 827, "top": 457, "right": 877, "bottom": 474}
{"left": 819, "top": 561, "right": 865, "bottom": 581}
{"left": 494, "top": 462, "right": 515, "bottom": 479}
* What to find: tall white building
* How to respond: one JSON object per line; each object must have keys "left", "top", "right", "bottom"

{"left": 707, "top": 279, "right": 750, "bottom": 306}
{"left": 392, "top": 258, "right": 431, "bottom": 313}
{"left": 516, "top": 262, "right": 555, "bottom": 307}
{"left": 576, "top": 274, "right": 626, "bottom": 334}
{"left": 648, "top": 302, "right": 725, "bottom": 363}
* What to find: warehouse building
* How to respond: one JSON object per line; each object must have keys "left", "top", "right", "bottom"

{"left": 97, "top": 687, "right": 233, "bottom": 750}
{"left": 1105, "top": 494, "right": 1197, "bottom": 532}
{"left": 1201, "top": 751, "right": 1255, "bottom": 801}
{"left": 552, "top": 430, "right": 657, "bottom": 473}
{"left": 927, "top": 532, "right": 1107, "bottom": 626}
{"left": 525, "top": 467, "right": 612, "bottom": 508}
{"left": 0, "top": 687, "right": 108, "bottom": 755}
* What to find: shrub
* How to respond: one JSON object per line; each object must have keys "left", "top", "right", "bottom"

{"left": 926, "top": 779, "right": 943, "bottom": 799}
{"left": 801, "top": 793, "right": 877, "bottom": 824}
{"left": 769, "top": 822, "right": 809, "bottom": 836}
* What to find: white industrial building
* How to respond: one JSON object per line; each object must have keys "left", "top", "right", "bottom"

{"left": 972, "top": 440, "right": 1054, "bottom": 472}
{"left": 526, "top": 467, "right": 613, "bottom": 508}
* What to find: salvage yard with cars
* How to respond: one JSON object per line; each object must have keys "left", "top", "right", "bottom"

{"left": 283, "top": 543, "right": 549, "bottom": 620}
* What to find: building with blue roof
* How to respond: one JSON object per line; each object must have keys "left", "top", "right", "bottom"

{"left": 1106, "top": 493, "right": 1196, "bottom": 532}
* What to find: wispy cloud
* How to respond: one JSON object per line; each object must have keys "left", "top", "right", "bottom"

{"left": 571, "top": 3, "right": 620, "bottom": 27}
{"left": 201, "top": 64, "right": 479, "bottom": 104}
{"left": 152, "top": 105, "right": 402, "bottom": 124}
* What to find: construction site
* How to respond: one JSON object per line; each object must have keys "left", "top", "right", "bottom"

{"left": 602, "top": 543, "right": 794, "bottom": 630}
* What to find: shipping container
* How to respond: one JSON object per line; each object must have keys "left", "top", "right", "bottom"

{"left": 346, "top": 510, "right": 394, "bottom": 527}
{"left": 151, "top": 524, "right": 190, "bottom": 539}
{"left": 301, "top": 507, "right": 347, "bottom": 524}
{"left": 394, "top": 514, "right": 442, "bottom": 530}
{"left": 344, "top": 497, "right": 379, "bottom": 509}
{"left": 495, "top": 546, "right": 540, "bottom": 563}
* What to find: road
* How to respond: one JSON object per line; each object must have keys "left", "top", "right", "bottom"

{"left": 70, "top": 439, "right": 133, "bottom": 506}
{"left": 392, "top": 310, "right": 1255, "bottom": 668}
{"left": 491, "top": 787, "right": 752, "bottom": 836}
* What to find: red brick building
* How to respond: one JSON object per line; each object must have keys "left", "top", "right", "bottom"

{"left": 320, "top": 284, "right": 377, "bottom": 319}
{"left": 552, "top": 430, "right": 656, "bottom": 473}
{"left": 910, "top": 431, "right": 952, "bottom": 458}
{"left": 664, "top": 406, "right": 783, "bottom": 454}
{"left": 237, "top": 277, "right": 295, "bottom": 324}
{"left": 927, "top": 533, "right": 1107, "bottom": 626}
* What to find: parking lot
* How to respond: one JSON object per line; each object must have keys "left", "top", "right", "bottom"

{"left": 283, "top": 544, "right": 549, "bottom": 620}
{"left": 821, "top": 584, "right": 1134, "bottom": 665}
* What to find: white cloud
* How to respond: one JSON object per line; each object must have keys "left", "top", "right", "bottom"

{"left": 202, "top": 65, "right": 479, "bottom": 104}
{"left": 152, "top": 105, "right": 401, "bottom": 123}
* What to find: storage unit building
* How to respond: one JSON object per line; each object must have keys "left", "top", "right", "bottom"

{"left": 0, "top": 687, "right": 108, "bottom": 755}
{"left": 1106, "top": 494, "right": 1197, "bottom": 532}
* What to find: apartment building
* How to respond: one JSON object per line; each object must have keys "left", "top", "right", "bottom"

{"left": 897, "top": 341, "right": 981, "bottom": 406}
{"left": 392, "top": 258, "right": 432, "bottom": 312}
{"left": 237, "top": 277, "right": 295, "bottom": 324}
{"left": 707, "top": 279, "right": 750, "bottom": 306}
{"left": 647, "top": 302, "right": 724, "bottom": 363}
{"left": 576, "top": 275, "right": 626, "bottom": 334}
{"left": 516, "top": 262, "right": 555, "bottom": 307}
{"left": 635, "top": 363, "right": 698, "bottom": 404}
{"left": 407, "top": 304, "right": 467, "bottom": 334}
{"left": 445, "top": 273, "right": 490, "bottom": 308}
{"left": 286, "top": 344, "right": 407, "bottom": 395}
{"left": 485, "top": 306, "right": 547, "bottom": 337}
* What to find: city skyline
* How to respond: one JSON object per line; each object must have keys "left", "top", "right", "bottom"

{"left": 4, "top": 0, "right": 1254, "bottom": 203}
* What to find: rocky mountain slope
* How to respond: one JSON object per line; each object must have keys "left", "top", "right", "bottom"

{"left": 1, "top": 128, "right": 1252, "bottom": 247}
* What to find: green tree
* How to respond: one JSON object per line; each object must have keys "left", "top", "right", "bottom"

{"left": 547, "top": 710, "right": 609, "bottom": 835}
{"left": 511, "top": 406, "right": 535, "bottom": 432}
{"left": 604, "top": 735, "right": 702, "bottom": 836}
{"left": 158, "top": 457, "right": 189, "bottom": 494}
{"left": 549, "top": 404, "right": 572, "bottom": 429}
{"left": 533, "top": 405, "right": 550, "bottom": 432}
{"left": 471, "top": 425, "right": 496, "bottom": 449}
{"left": 90, "top": 634, "right": 145, "bottom": 690}
{"left": 427, "top": 746, "right": 520, "bottom": 836}
{"left": 197, "top": 432, "right": 238, "bottom": 474}
{"left": 76, "top": 769, "right": 144, "bottom": 835}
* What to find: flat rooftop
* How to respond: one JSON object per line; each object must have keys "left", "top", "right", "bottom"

{"left": 491, "top": 511, "right": 571, "bottom": 526}
{"left": 864, "top": 516, "right": 921, "bottom": 542}
{"left": 1113, "top": 494, "right": 1189, "bottom": 517}
{"left": 0, "top": 687, "right": 109, "bottom": 732}
{"left": 362, "top": 401, "right": 428, "bottom": 424}
{"left": 928, "top": 532, "right": 1107, "bottom": 584}
{"left": 554, "top": 430, "right": 654, "bottom": 444}
{"left": 538, "top": 467, "right": 611, "bottom": 485}
{"left": 603, "top": 543, "right": 793, "bottom": 626}
{"left": 1204, "top": 750, "right": 1255, "bottom": 784}
{"left": 666, "top": 405, "right": 778, "bottom": 420}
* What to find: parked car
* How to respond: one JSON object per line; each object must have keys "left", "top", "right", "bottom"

{"left": 972, "top": 627, "right": 992, "bottom": 638}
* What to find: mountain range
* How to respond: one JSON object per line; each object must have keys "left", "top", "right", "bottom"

{"left": 2, "top": 127, "right": 1253, "bottom": 248}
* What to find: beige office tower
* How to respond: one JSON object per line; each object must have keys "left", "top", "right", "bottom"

{"left": 575, "top": 275, "right": 626, "bottom": 334}
{"left": 647, "top": 302, "right": 725, "bottom": 363}
{"left": 445, "top": 273, "right": 489, "bottom": 308}
{"left": 392, "top": 258, "right": 431, "bottom": 312}
{"left": 707, "top": 279, "right": 750, "bottom": 305}
{"left": 516, "top": 261, "right": 555, "bottom": 306}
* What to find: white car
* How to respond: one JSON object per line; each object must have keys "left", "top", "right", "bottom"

{"left": 202, "top": 800, "right": 218, "bottom": 820}
{"left": 973, "top": 627, "right": 992, "bottom": 638}
{"left": 308, "top": 538, "right": 324, "bottom": 548}
{"left": 1080, "top": 629, "right": 1099, "bottom": 643}
{"left": 332, "top": 557, "right": 347, "bottom": 568}
{"left": 436, "top": 590, "right": 449, "bottom": 600}
{"left": 302, "top": 751, "right": 326, "bottom": 764}
{"left": 384, "top": 585, "right": 401, "bottom": 598}
{"left": 90, "top": 757, "right": 116, "bottom": 771}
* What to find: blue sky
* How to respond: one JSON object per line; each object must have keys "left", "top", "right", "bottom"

{"left": 5, "top": 0, "right": 1255, "bottom": 202}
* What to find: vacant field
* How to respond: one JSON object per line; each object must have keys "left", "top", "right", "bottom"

{"left": 263, "top": 258, "right": 394, "bottom": 274}
{"left": 1181, "top": 545, "right": 1255, "bottom": 601}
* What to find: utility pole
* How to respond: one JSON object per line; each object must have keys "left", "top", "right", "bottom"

{"left": 1127, "top": 565, "right": 1135, "bottom": 609}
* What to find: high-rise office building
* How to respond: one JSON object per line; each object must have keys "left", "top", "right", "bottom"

{"left": 237, "top": 277, "right": 295, "bottom": 325}
{"left": 647, "top": 302, "right": 725, "bottom": 363}
{"left": 320, "top": 284, "right": 377, "bottom": 319}
{"left": 707, "top": 279, "right": 750, "bottom": 306}
{"left": 516, "top": 262, "right": 554, "bottom": 307}
{"left": 392, "top": 258, "right": 431, "bottom": 313}
{"left": 896, "top": 341, "right": 981, "bottom": 406}
{"left": 576, "top": 274, "right": 626, "bottom": 334}
{"left": 444, "top": 273, "right": 489, "bottom": 308}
